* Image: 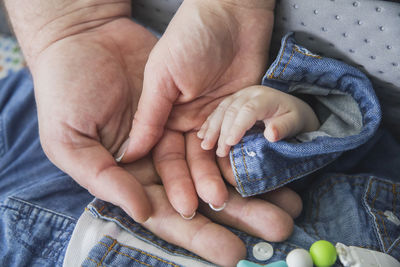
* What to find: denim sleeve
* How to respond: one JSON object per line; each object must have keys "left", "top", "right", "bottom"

{"left": 231, "top": 32, "right": 381, "bottom": 197}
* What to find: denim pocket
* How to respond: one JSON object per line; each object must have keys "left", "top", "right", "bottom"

{"left": 0, "top": 197, "right": 76, "bottom": 266}
{"left": 87, "top": 199, "right": 211, "bottom": 265}
{"left": 296, "top": 174, "right": 400, "bottom": 262}
{"left": 82, "top": 235, "right": 183, "bottom": 267}
{"left": 364, "top": 177, "right": 400, "bottom": 260}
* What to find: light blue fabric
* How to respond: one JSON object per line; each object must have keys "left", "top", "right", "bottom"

{"left": 0, "top": 35, "right": 399, "bottom": 267}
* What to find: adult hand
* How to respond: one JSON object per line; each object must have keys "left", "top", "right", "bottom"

{"left": 121, "top": 0, "right": 276, "bottom": 217}
{"left": 123, "top": 155, "right": 302, "bottom": 267}
{"left": 5, "top": 0, "right": 159, "bottom": 222}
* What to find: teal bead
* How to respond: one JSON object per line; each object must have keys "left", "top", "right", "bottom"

{"left": 265, "top": 261, "right": 288, "bottom": 267}
{"left": 236, "top": 260, "right": 288, "bottom": 267}
{"left": 309, "top": 240, "right": 337, "bottom": 267}
{"left": 237, "top": 260, "right": 263, "bottom": 267}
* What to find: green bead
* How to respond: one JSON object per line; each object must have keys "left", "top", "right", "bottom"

{"left": 309, "top": 240, "right": 337, "bottom": 267}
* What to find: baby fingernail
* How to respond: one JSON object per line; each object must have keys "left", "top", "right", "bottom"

{"left": 115, "top": 138, "right": 130, "bottom": 162}
{"left": 209, "top": 202, "right": 227, "bottom": 211}
{"left": 180, "top": 211, "right": 196, "bottom": 220}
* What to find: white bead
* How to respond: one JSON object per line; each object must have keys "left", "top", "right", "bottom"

{"left": 286, "top": 248, "right": 313, "bottom": 267}
{"left": 253, "top": 242, "right": 274, "bottom": 261}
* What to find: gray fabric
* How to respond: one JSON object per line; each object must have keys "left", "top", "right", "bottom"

{"left": 0, "top": 5, "right": 12, "bottom": 35}
{"left": 288, "top": 83, "right": 363, "bottom": 142}
{"left": 272, "top": 0, "right": 400, "bottom": 136}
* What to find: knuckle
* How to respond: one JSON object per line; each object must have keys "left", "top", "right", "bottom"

{"left": 241, "top": 102, "right": 257, "bottom": 114}
{"left": 225, "top": 106, "right": 238, "bottom": 118}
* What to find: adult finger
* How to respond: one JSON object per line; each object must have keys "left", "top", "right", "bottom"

{"left": 120, "top": 54, "right": 180, "bottom": 163}
{"left": 42, "top": 135, "right": 152, "bottom": 223}
{"left": 217, "top": 156, "right": 303, "bottom": 218}
{"left": 142, "top": 184, "right": 246, "bottom": 267}
{"left": 186, "top": 131, "right": 229, "bottom": 210}
{"left": 152, "top": 129, "right": 198, "bottom": 218}
{"left": 199, "top": 186, "right": 294, "bottom": 242}
{"left": 258, "top": 187, "right": 303, "bottom": 219}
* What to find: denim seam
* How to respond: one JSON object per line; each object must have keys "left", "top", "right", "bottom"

{"left": 82, "top": 257, "right": 105, "bottom": 267}
{"left": 388, "top": 237, "right": 400, "bottom": 254}
{"left": 367, "top": 178, "right": 399, "bottom": 253}
{"left": 293, "top": 46, "right": 322, "bottom": 59}
{"left": 268, "top": 42, "right": 322, "bottom": 80}
{"left": 231, "top": 147, "right": 246, "bottom": 195}
{"left": 268, "top": 36, "right": 289, "bottom": 79}
{"left": 234, "top": 140, "right": 338, "bottom": 195}
{"left": 277, "top": 46, "right": 295, "bottom": 80}
{"left": 98, "top": 241, "right": 153, "bottom": 267}
{"left": 91, "top": 204, "right": 203, "bottom": 261}
{"left": 9, "top": 196, "right": 77, "bottom": 221}
{"left": 97, "top": 239, "right": 179, "bottom": 267}
{"left": 239, "top": 141, "right": 316, "bottom": 182}
{"left": 367, "top": 178, "right": 387, "bottom": 252}
{"left": 97, "top": 239, "right": 117, "bottom": 267}
{"left": 103, "top": 236, "right": 180, "bottom": 267}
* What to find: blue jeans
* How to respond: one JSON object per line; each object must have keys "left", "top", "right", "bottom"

{"left": 1, "top": 35, "right": 399, "bottom": 267}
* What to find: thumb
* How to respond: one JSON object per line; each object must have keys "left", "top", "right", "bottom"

{"left": 119, "top": 61, "right": 180, "bottom": 163}
{"left": 263, "top": 111, "right": 301, "bottom": 142}
{"left": 43, "top": 135, "right": 152, "bottom": 223}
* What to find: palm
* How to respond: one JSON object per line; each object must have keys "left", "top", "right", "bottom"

{"left": 126, "top": 1, "right": 275, "bottom": 217}
{"left": 35, "top": 19, "right": 155, "bottom": 155}
{"left": 145, "top": 3, "right": 273, "bottom": 131}
{"left": 32, "top": 18, "right": 158, "bottom": 222}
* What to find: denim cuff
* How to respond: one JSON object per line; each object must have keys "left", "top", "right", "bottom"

{"left": 231, "top": 32, "right": 381, "bottom": 197}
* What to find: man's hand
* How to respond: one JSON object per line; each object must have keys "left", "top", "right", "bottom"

{"left": 122, "top": 0, "right": 276, "bottom": 217}
{"left": 5, "top": 0, "right": 159, "bottom": 222}
{"left": 124, "top": 155, "right": 302, "bottom": 267}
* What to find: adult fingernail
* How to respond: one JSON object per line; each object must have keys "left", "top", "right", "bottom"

{"left": 226, "top": 136, "right": 235, "bottom": 145}
{"left": 209, "top": 202, "right": 227, "bottom": 212}
{"left": 180, "top": 211, "right": 196, "bottom": 220}
{"left": 115, "top": 138, "right": 130, "bottom": 162}
{"left": 197, "top": 130, "right": 204, "bottom": 139}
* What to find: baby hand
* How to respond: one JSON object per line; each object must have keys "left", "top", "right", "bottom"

{"left": 197, "top": 85, "right": 320, "bottom": 157}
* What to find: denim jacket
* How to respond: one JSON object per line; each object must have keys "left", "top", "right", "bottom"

{"left": 231, "top": 32, "right": 381, "bottom": 197}
{"left": 1, "top": 34, "right": 399, "bottom": 267}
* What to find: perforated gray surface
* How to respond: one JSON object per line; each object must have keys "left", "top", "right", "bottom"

{"left": 271, "top": 0, "right": 400, "bottom": 133}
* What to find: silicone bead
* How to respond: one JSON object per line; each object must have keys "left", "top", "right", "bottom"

{"left": 265, "top": 260, "right": 289, "bottom": 267}
{"left": 309, "top": 240, "right": 337, "bottom": 267}
{"left": 236, "top": 260, "right": 288, "bottom": 267}
{"left": 286, "top": 248, "right": 313, "bottom": 267}
{"left": 237, "top": 260, "right": 264, "bottom": 267}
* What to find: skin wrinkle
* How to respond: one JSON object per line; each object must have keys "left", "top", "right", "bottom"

{"left": 5, "top": 0, "right": 131, "bottom": 65}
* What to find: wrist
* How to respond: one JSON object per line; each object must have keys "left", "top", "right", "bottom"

{"left": 4, "top": 0, "right": 131, "bottom": 66}
{"left": 187, "top": 0, "right": 275, "bottom": 11}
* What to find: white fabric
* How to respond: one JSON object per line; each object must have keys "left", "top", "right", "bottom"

{"left": 63, "top": 209, "right": 214, "bottom": 267}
